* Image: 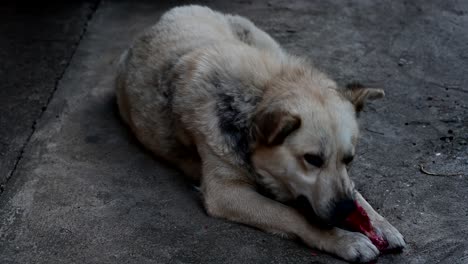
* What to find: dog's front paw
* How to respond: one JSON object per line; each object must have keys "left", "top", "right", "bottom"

{"left": 373, "top": 218, "right": 406, "bottom": 250}
{"left": 324, "top": 228, "right": 379, "bottom": 263}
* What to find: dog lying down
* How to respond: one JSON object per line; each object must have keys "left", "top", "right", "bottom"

{"left": 116, "top": 5, "right": 406, "bottom": 262}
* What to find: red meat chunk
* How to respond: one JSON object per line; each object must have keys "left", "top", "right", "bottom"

{"left": 343, "top": 201, "right": 389, "bottom": 251}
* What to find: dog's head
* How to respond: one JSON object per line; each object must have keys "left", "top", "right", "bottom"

{"left": 251, "top": 72, "right": 384, "bottom": 226}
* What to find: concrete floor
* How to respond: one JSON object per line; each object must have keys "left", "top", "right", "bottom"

{"left": 0, "top": 1, "right": 467, "bottom": 263}
{"left": 0, "top": 0, "right": 99, "bottom": 191}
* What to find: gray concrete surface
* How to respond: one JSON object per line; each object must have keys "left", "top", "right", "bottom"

{"left": 0, "top": 1, "right": 98, "bottom": 190}
{"left": 0, "top": 1, "right": 467, "bottom": 263}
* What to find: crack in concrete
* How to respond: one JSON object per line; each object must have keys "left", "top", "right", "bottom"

{"left": 0, "top": 1, "right": 101, "bottom": 195}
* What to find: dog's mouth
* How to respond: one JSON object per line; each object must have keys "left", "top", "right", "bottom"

{"left": 285, "top": 195, "right": 334, "bottom": 229}
{"left": 288, "top": 196, "right": 391, "bottom": 252}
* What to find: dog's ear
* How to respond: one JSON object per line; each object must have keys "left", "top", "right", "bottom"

{"left": 253, "top": 110, "right": 301, "bottom": 146}
{"left": 341, "top": 82, "right": 385, "bottom": 112}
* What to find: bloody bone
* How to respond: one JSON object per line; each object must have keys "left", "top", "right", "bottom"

{"left": 343, "top": 201, "right": 389, "bottom": 251}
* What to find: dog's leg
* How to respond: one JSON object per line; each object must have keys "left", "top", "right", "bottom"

{"left": 199, "top": 153, "right": 379, "bottom": 262}
{"left": 355, "top": 192, "right": 406, "bottom": 250}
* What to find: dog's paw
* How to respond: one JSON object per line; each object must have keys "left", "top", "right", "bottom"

{"left": 373, "top": 218, "right": 406, "bottom": 250}
{"left": 325, "top": 228, "right": 379, "bottom": 263}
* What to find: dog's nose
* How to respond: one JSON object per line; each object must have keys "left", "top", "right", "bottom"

{"left": 331, "top": 198, "right": 356, "bottom": 223}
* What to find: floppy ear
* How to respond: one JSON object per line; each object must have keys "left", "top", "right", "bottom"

{"left": 341, "top": 82, "right": 385, "bottom": 112}
{"left": 253, "top": 110, "right": 301, "bottom": 146}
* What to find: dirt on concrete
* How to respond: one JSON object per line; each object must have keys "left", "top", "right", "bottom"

{"left": 0, "top": 1, "right": 467, "bottom": 263}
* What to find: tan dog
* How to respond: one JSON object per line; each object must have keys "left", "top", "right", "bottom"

{"left": 116, "top": 5, "right": 405, "bottom": 262}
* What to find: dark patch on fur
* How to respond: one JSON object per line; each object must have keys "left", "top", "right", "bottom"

{"left": 210, "top": 71, "right": 223, "bottom": 89}
{"left": 212, "top": 72, "right": 260, "bottom": 165}
{"left": 158, "top": 58, "right": 180, "bottom": 113}
{"left": 237, "top": 28, "right": 251, "bottom": 44}
{"left": 156, "top": 56, "right": 183, "bottom": 147}
{"left": 231, "top": 21, "right": 252, "bottom": 45}
{"left": 216, "top": 93, "right": 252, "bottom": 163}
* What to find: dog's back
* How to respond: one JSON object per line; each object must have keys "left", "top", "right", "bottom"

{"left": 118, "top": 5, "right": 271, "bottom": 81}
{"left": 116, "top": 5, "right": 290, "bottom": 167}
{"left": 116, "top": 6, "right": 233, "bottom": 155}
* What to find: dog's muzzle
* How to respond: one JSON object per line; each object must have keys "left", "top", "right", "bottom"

{"left": 288, "top": 195, "right": 356, "bottom": 228}
{"left": 287, "top": 195, "right": 332, "bottom": 229}
{"left": 331, "top": 198, "right": 356, "bottom": 224}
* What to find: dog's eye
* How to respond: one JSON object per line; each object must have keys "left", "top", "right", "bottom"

{"left": 304, "top": 154, "right": 324, "bottom": 167}
{"left": 343, "top": 155, "right": 354, "bottom": 165}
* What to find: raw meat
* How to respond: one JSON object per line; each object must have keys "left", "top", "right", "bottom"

{"left": 343, "top": 201, "right": 389, "bottom": 251}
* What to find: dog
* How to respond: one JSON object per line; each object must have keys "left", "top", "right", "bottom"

{"left": 116, "top": 5, "right": 406, "bottom": 262}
